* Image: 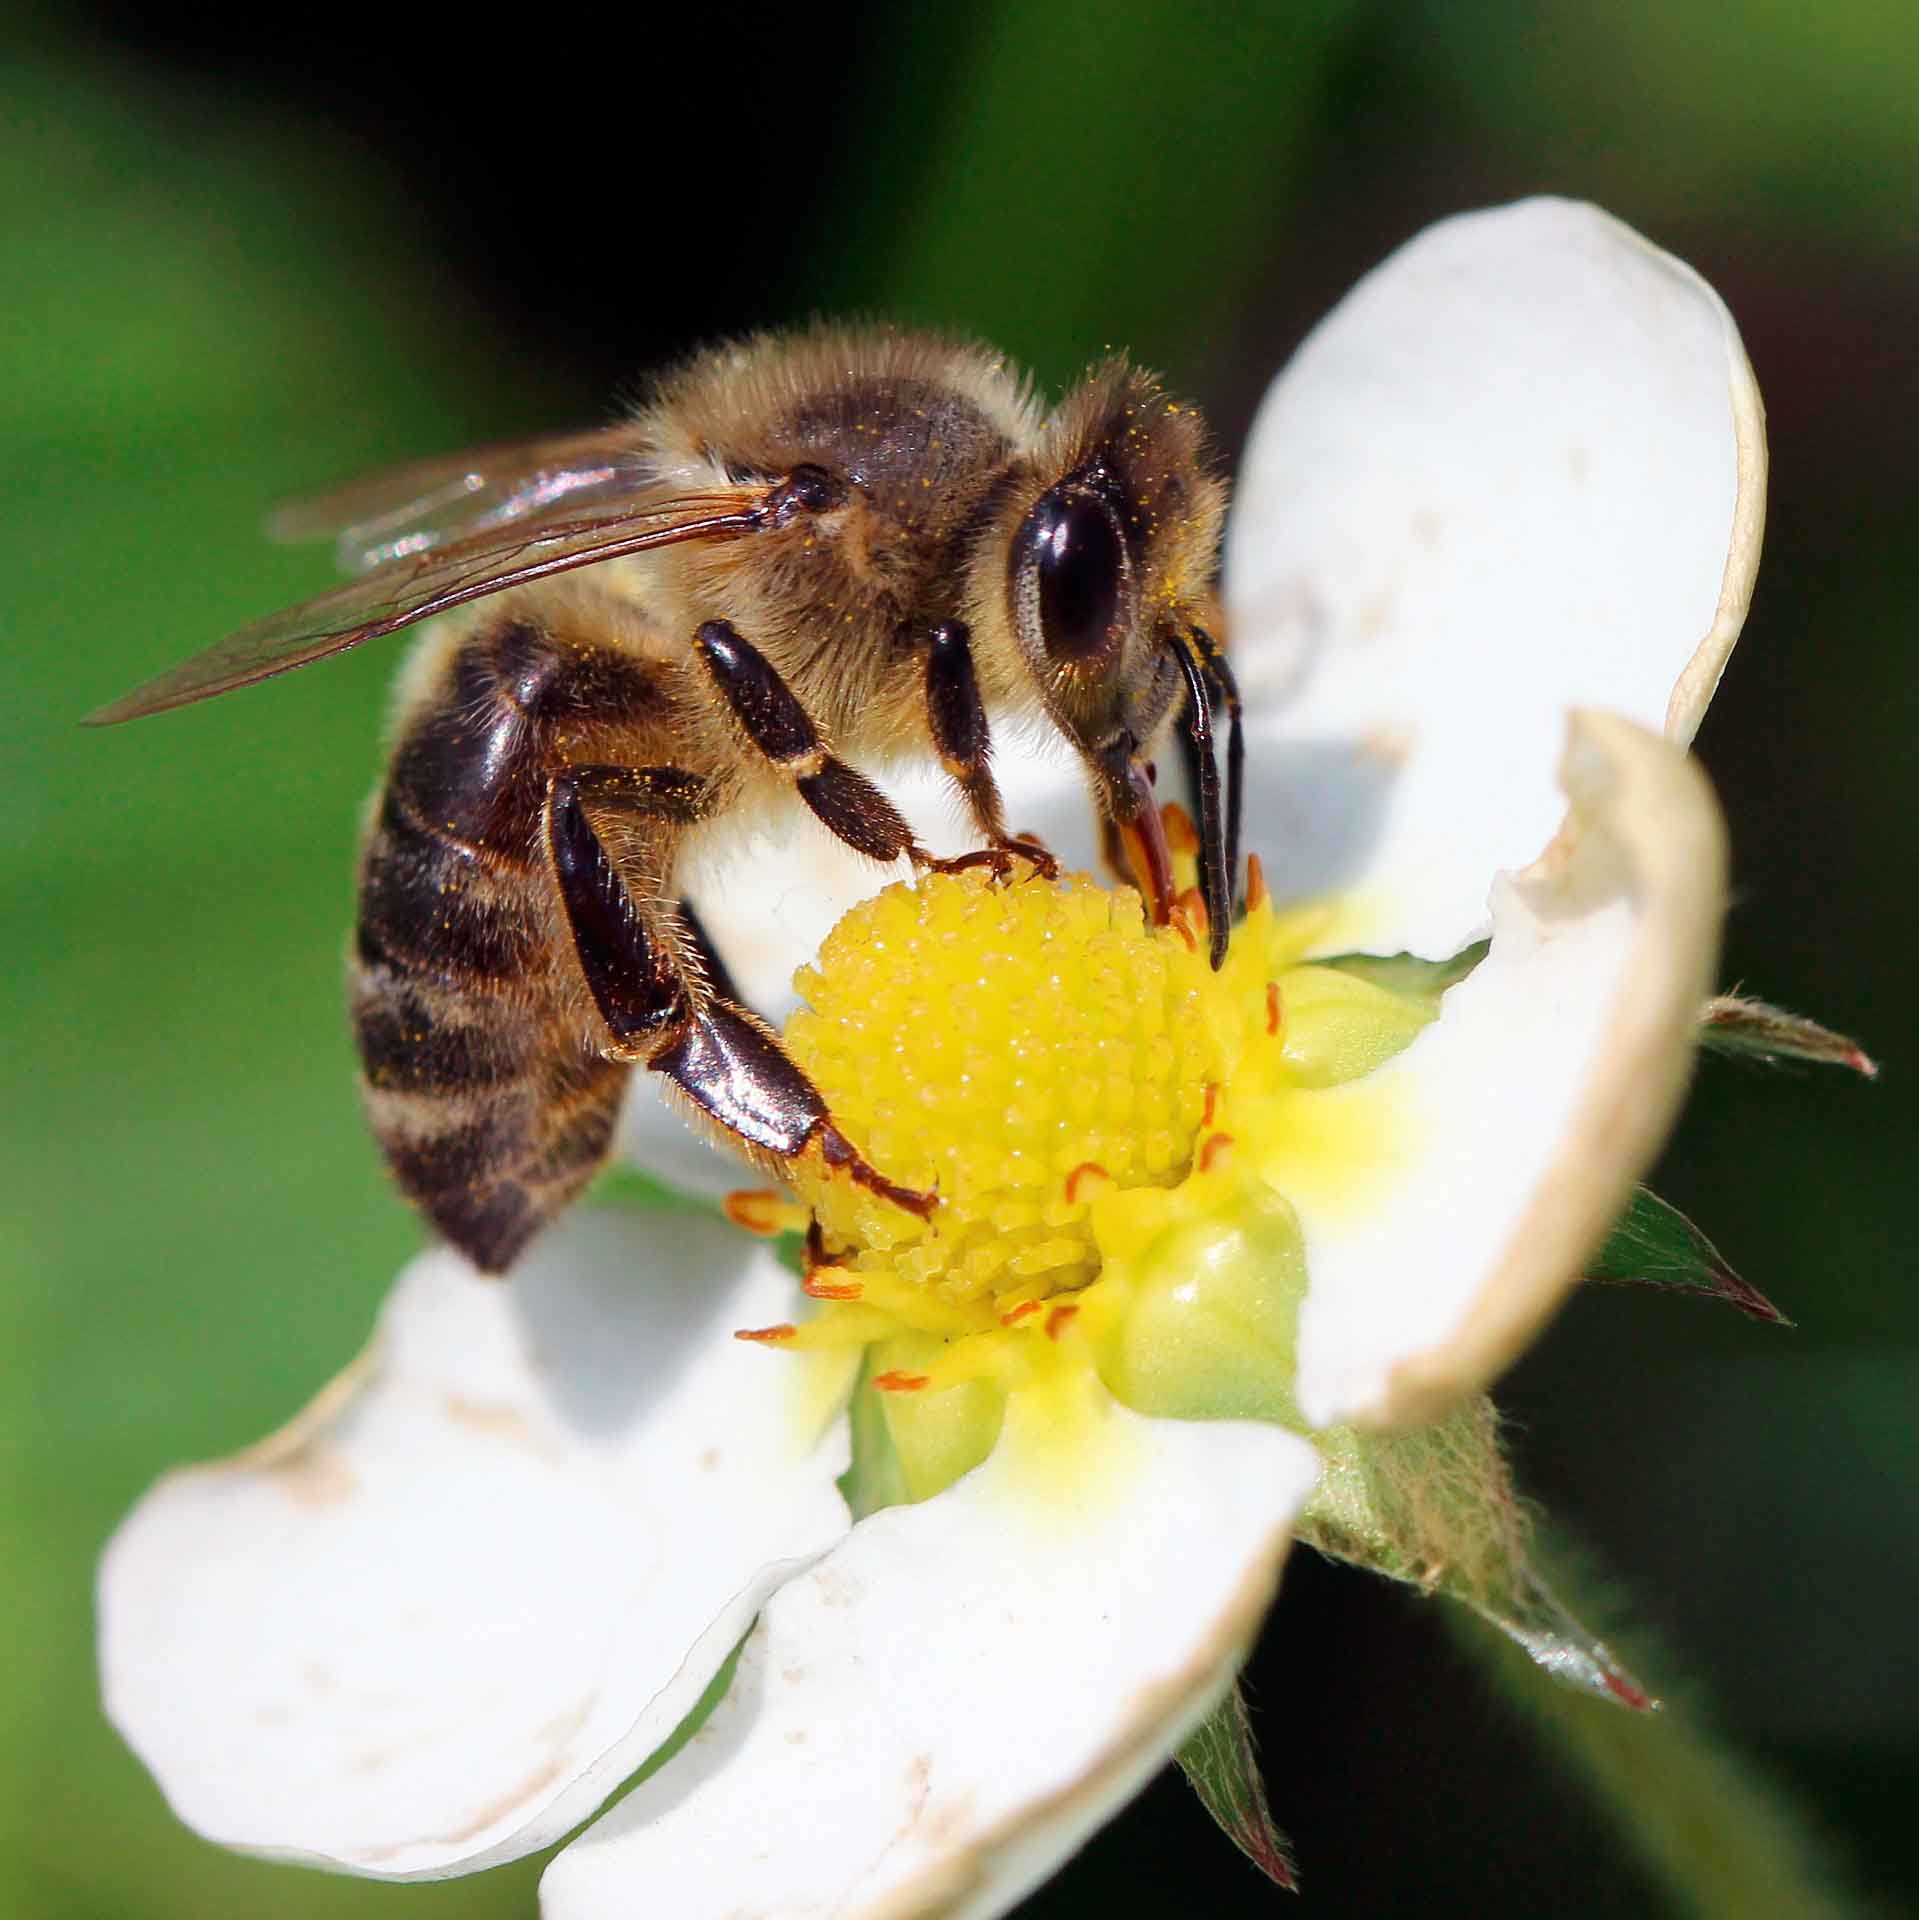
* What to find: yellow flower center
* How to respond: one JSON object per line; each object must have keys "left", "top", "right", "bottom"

{"left": 738, "top": 835, "right": 1437, "bottom": 1502}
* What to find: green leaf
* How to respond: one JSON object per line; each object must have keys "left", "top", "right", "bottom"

{"left": 1319, "top": 940, "right": 1489, "bottom": 1009}
{"left": 1176, "top": 1682, "right": 1299, "bottom": 1893}
{"left": 1587, "top": 1187, "right": 1789, "bottom": 1325}
{"left": 1700, "top": 994, "right": 1879, "bottom": 1077}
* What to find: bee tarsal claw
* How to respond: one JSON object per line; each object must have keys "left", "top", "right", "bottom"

{"left": 918, "top": 835, "right": 1060, "bottom": 889}
{"left": 817, "top": 1122, "right": 938, "bottom": 1219}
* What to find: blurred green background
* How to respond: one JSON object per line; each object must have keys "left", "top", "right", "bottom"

{"left": 5, "top": 1, "right": 1915, "bottom": 1913}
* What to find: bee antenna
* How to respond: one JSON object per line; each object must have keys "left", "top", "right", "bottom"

{"left": 1169, "top": 631, "right": 1230, "bottom": 969}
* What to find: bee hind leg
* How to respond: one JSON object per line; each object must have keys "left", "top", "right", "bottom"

{"left": 549, "top": 764, "right": 935, "bottom": 1220}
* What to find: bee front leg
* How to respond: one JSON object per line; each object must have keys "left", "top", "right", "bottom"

{"left": 548, "top": 764, "right": 934, "bottom": 1219}
{"left": 921, "top": 620, "right": 1058, "bottom": 883}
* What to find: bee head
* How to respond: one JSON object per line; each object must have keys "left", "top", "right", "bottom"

{"left": 965, "top": 360, "right": 1230, "bottom": 950}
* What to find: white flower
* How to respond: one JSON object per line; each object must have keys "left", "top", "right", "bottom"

{"left": 99, "top": 198, "right": 1762, "bottom": 1916}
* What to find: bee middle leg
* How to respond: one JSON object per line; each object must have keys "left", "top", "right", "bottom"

{"left": 548, "top": 764, "right": 934, "bottom": 1217}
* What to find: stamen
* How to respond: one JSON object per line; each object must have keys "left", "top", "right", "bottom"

{"left": 734, "top": 1323, "right": 798, "bottom": 1345}
{"left": 747, "top": 867, "right": 1441, "bottom": 1504}
{"left": 802, "top": 1273, "right": 864, "bottom": 1301}
{"left": 1063, "top": 1161, "right": 1111, "bottom": 1205}
{"left": 723, "top": 1189, "right": 804, "bottom": 1237}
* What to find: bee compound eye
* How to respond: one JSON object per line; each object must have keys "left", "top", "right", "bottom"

{"left": 780, "top": 463, "right": 844, "bottom": 513}
{"left": 1029, "top": 490, "right": 1124, "bottom": 666}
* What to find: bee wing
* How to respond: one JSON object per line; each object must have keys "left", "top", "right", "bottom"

{"left": 266, "top": 425, "right": 649, "bottom": 576}
{"left": 87, "top": 491, "right": 765, "bottom": 725}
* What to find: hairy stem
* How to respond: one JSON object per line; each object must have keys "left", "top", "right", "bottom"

{"left": 1449, "top": 1537, "right": 1860, "bottom": 1920}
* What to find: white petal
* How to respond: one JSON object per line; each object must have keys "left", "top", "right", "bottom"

{"left": 542, "top": 1392, "right": 1317, "bottom": 1920}
{"left": 1225, "top": 197, "right": 1764, "bottom": 959}
{"left": 1283, "top": 712, "right": 1727, "bottom": 1430}
{"left": 100, "top": 1210, "right": 853, "bottom": 1879}
{"left": 618, "top": 736, "right": 1100, "bottom": 1192}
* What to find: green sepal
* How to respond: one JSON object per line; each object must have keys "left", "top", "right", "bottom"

{"left": 1700, "top": 993, "right": 1879, "bottom": 1077}
{"left": 1176, "top": 1680, "right": 1299, "bottom": 1893}
{"left": 838, "top": 1350, "right": 912, "bottom": 1520}
{"left": 1587, "top": 1186, "right": 1789, "bottom": 1325}
{"left": 1319, "top": 939, "right": 1488, "bottom": 1009}
{"left": 1300, "top": 1398, "right": 1658, "bottom": 1712}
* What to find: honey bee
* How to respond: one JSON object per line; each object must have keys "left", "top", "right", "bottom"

{"left": 91, "top": 327, "right": 1241, "bottom": 1272}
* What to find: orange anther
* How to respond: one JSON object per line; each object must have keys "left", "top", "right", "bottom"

{"left": 872, "top": 1369, "right": 931, "bottom": 1393}
{"left": 734, "top": 1322, "right": 798, "bottom": 1345}
{"left": 801, "top": 1274, "right": 863, "bottom": 1301}
{"left": 1176, "top": 885, "right": 1209, "bottom": 933}
{"left": 1161, "top": 801, "right": 1200, "bottom": 856}
{"left": 1198, "top": 1132, "right": 1235, "bottom": 1174}
{"left": 1000, "top": 1299, "right": 1042, "bottom": 1326}
{"left": 1266, "top": 981, "right": 1283, "bottom": 1036}
{"left": 1245, "top": 853, "right": 1268, "bottom": 911}
{"left": 1201, "top": 1081, "right": 1221, "bottom": 1129}
{"left": 1045, "top": 1303, "right": 1081, "bottom": 1340}
{"left": 723, "top": 1189, "right": 798, "bottom": 1237}
{"left": 1063, "top": 1160, "right": 1111, "bottom": 1205}
{"left": 1167, "top": 908, "right": 1198, "bottom": 953}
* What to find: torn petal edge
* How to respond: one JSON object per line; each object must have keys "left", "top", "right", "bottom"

{"left": 1363, "top": 712, "right": 1729, "bottom": 1429}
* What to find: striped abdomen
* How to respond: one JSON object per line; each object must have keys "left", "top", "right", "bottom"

{"left": 350, "top": 616, "right": 667, "bottom": 1272}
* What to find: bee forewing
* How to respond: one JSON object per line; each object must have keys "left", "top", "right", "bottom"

{"left": 266, "top": 425, "right": 647, "bottom": 575}
{"left": 86, "top": 494, "right": 765, "bottom": 725}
